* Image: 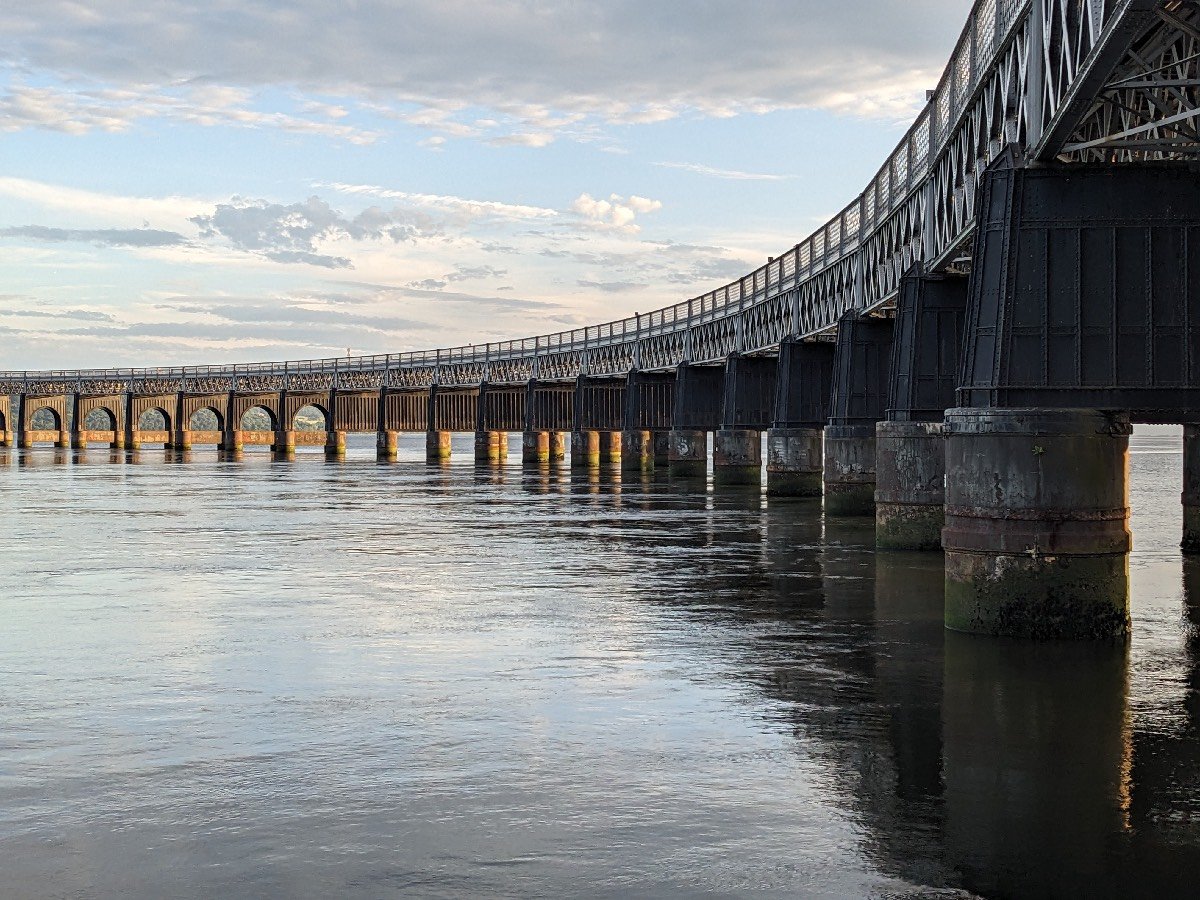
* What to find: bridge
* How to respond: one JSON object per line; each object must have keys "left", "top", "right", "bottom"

{"left": 3, "top": 0, "right": 1200, "bottom": 641}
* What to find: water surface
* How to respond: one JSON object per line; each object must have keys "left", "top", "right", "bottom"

{"left": 1, "top": 428, "right": 1197, "bottom": 898}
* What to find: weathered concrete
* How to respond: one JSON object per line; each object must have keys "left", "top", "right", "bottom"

{"left": 425, "top": 429, "right": 451, "bottom": 461}
{"left": 621, "top": 429, "right": 653, "bottom": 471}
{"left": 875, "top": 420, "right": 947, "bottom": 550}
{"left": 713, "top": 429, "right": 761, "bottom": 485}
{"left": 766, "top": 427, "right": 822, "bottom": 496}
{"left": 824, "top": 424, "right": 877, "bottom": 515}
{"left": 652, "top": 432, "right": 671, "bottom": 466}
{"left": 668, "top": 429, "right": 707, "bottom": 477}
{"left": 1184, "top": 424, "right": 1200, "bottom": 553}
{"left": 943, "top": 408, "right": 1130, "bottom": 640}
{"left": 570, "top": 430, "right": 600, "bottom": 468}
{"left": 522, "top": 430, "right": 551, "bottom": 463}
{"left": 325, "top": 430, "right": 347, "bottom": 459}
{"left": 549, "top": 430, "right": 566, "bottom": 462}
{"left": 378, "top": 429, "right": 399, "bottom": 461}
{"left": 599, "top": 430, "right": 622, "bottom": 465}
{"left": 474, "top": 430, "right": 507, "bottom": 463}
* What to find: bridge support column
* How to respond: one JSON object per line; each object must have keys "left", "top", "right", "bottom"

{"left": 221, "top": 430, "right": 242, "bottom": 456}
{"left": 274, "top": 430, "right": 296, "bottom": 458}
{"left": 621, "top": 429, "right": 653, "bottom": 471}
{"left": 599, "top": 431, "right": 621, "bottom": 465}
{"left": 1184, "top": 425, "right": 1200, "bottom": 553}
{"left": 549, "top": 430, "right": 566, "bottom": 462}
{"left": 377, "top": 430, "right": 399, "bottom": 461}
{"left": 652, "top": 432, "right": 671, "bottom": 467}
{"left": 943, "top": 408, "right": 1130, "bottom": 640}
{"left": 324, "top": 430, "right": 346, "bottom": 459}
{"left": 668, "top": 429, "right": 706, "bottom": 477}
{"left": 713, "top": 429, "right": 760, "bottom": 485}
{"left": 474, "top": 430, "right": 507, "bottom": 463}
{"left": 875, "top": 421, "right": 947, "bottom": 550}
{"left": 571, "top": 430, "right": 600, "bottom": 468}
{"left": 426, "top": 430, "right": 451, "bottom": 461}
{"left": 522, "top": 430, "right": 550, "bottom": 463}
{"left": 170, "top": 429, "right": 193, "bottom": 452}
{"left": 766, "top": 427, "right": 822, "bottom": 496}
{"left": 824, "top": 426, "right": 877, "bottom": 514}
{"left": 68, "top": 394, "right": 86, "bottom": 449}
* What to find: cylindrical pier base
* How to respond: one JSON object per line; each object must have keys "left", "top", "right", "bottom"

{"left": 426, "top": 430, "right": 451, "bottom": 461}
{"left": 324, "top": 430, "right": 346, "bottom": 459}
{"left": 522, "top": 430, "right": 550, "bottom": 463}
{"left": 549, "top": 431, "right": 566, "bottom": 462}
{"left": 1183, "top": 424, "right": 1200, "bottom": 553}
{"left": 621, "top": 429, "right": 653, "bottom": 471}
{"left": 221, "top": 430, "right": 242, "bottom": 454}
{"left": 824, "top": 424, "right": 877, "bottom": 515}
{"left": 475, "top": 430, "right": 507, "bottom": 463}
{"left": 377, "top": 430, "right": 399, "bottom": 461}
{"left": 571, "top": 430, "right": 600, "bottom": 468}
{"left": 54, "top": 430, "right": 69, "bottom": 449}
{"left": 943, "top": 408, "right": 1130, "bottom": 640}
{"left": 652, "top": 432, "right": 671, "bottom": 466}
{"left": 668, "top": 429, "right": 707, "bottom": 477}
{"left": 766, "top": 427, "right": 822, "bottom": 496}
{"left": 599, "top": 431, "right": 621, "bottom": 465}
{"left": 71, "top": 431, "right": 88, "bottom": 450}
{"left": 875, "top": 420, "right": 946, "bottom": 550}
{"left": 713, "top": 429, "right": 761, "bottom": 485}
{"left": 274, "top": 430, "right": 296, "bottom": 457}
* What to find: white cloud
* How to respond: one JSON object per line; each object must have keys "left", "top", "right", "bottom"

{"left": 655, "top": 162, "right": 796, "bottom": 181}
{"left": 571, "top": 193, "right": 662, "bottom": 233}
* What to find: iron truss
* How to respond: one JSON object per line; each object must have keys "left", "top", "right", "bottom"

{"left": 4, "top": 0, "right": 1198, "bottom": 398}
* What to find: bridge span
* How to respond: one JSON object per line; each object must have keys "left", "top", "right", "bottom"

{"left": 4, "top": 0, "right": 1200, "bottom": 641}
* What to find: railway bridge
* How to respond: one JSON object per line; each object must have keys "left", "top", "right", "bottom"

{"left": 4, "top": 0, "right": 1200, "bottom": 640}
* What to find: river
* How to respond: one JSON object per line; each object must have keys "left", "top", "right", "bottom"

{"left": 0, "top": 427, "right": 1196, "bottom": 898}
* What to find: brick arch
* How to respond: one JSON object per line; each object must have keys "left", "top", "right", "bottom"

{"left": 186, "top": 404, "right": 224, "bottom": 431}
{"left": 136, "top": 406, "right": 172, "bottom": 431}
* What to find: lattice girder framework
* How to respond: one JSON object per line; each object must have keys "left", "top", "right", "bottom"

{"left": 3, "top": 0, "right": 1197, "bottom": 398}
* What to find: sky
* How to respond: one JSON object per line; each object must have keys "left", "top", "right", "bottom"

{"left": 0, "top": 1, "right": 969, "bottom": 370}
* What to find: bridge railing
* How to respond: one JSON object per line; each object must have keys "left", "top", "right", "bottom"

{"left": 4, "top": 0, "right": 1051, "bottom": 388}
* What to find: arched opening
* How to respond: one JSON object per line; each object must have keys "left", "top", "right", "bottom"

{"left": 137, "top": 408, "right": 170, "bottom": 431}
{"left": 30, "top": 407, "right": 62, "bottom": 430}
{"left": 83, "top": 408, "right": 117, "bottom": 431}
{"left": 293, "top": 404, "right": 328, "bottom": 432}
{"left": 0, "top": 410, "right": 6, "bottom": 431}
{"left": 189, "top": 407, "right": 223, "bottom": 431}
{"left": 240, "top": 406, "right": 277, "bottom": 432}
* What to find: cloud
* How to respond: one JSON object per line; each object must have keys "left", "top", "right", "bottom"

{"left": 577, "top": 280, "right": 647, "bottom": 293}
{"left": 0, "top": 225, "right": 188, "bottom": 247}
{"left": 654, "top": 162, "right": 796, "bottom": 181}
{"left": 318, "top": 182, "right": 557, "bottom": 223}
{"left": 571, "top": 193, "right": 662, "bottom": 233}
{"left": 0, "top": 305, "right": 115, "bottom": 322}
{"left": 190, "top": 196, "right": 431, "bottom": 268}
{"left": 0, "top": 1, "right": 963, "bottom": 145}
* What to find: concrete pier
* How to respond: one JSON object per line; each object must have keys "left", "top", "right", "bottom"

{"left": 274, "top": 430, "right": 296, "bottom": 458}
{"left": 621, "top": 429, "right": 653, "bottom": 471}
{"left": 668, "top": 429, "right": 707, "bottom": 477}
{"left": 549, "top": 430, "right": 566, "bottom": 462}
{"left": 765, "top": 427, "right": 822, "bottom": 496}
{"left": 652, "top": 432, "right": 671, "bottom": 467}
{"left": 1184, "top": 424, "right": 1200, "bottom": 553}
{"left": 599, "top": 430, "right": 621, "bottom": 465}
{"left": 824, "top": 425, "right": 877, "bottom": 515}
{"left": 222, "top": 430, "right": 242, "bottom": 454}
{"left": 425, "top": 430, "right": 451, "bottom": 461}
{"left": 943, "top": 408, "right": 1131, "bottom": 640}
{"left": 713, "top": 429, "right": 760, "bottom": 485}
{"left": 378, "top": 430, "right": 399, "bottom": 461}
{"left": 474, "top": 430, "right": 507, "bottom": 463}
{"left": 571, "top": 430, "right": 600, "bottom": 468}
{"left": 522, "top": 430, "right": 550, "bottom": 463}
{"left": 875, "top": 420, "right": 947, "bottom": 550}
{"left": 324, "top": 430, "right": 346, "bottom": 459}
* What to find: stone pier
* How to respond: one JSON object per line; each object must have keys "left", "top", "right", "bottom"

{"left": 668, "top": 429, "right": 706, "bottom": 477}
{"left": 1184, "top": 425, "right": 1200, "bottom": 553}
{"left": 943, "top": 408, "right": 1130, "bottom": 640}
{"left": 378, "top": 430, "right": 399, "bottom": 461}
{"left": 599, "top": 430, "right": 621, "bottom": 465}
{"left": 474, "top": 430, "right": 507, "bottom": 463}
{"left": 766, "top": 427, "right": 822, "bottom": 496}
{"left": 875, "top": 421, "right": 947, "bottom": 550}
{"left": 620, "top": 429, "right": 653, "bottom": 471}
{"left": 522, "top": 430, "right": 550, "bottom": 463}
{"left": 713, "top": 429, "right": 761, "bottom": 485}
{"left": 426, "top": 430, "right": 451, "bottom": 461}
